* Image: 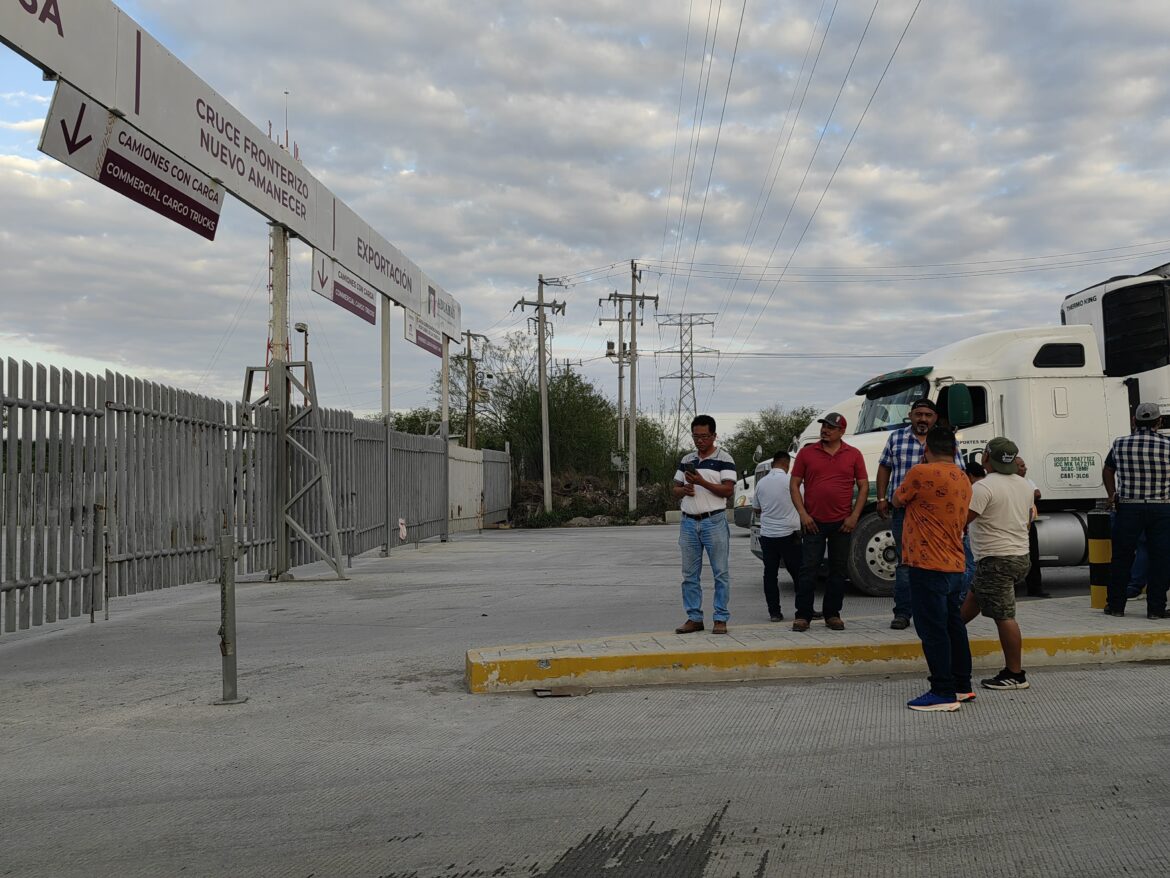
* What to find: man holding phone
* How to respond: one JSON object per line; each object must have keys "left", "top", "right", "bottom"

{"left": 672, "top": 415, "right": 738, "bottom": 634}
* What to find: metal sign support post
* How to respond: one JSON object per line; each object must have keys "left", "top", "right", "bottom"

{"left": 441, "top": 336, "right": 450, "bottom": 542}
{"left": 270, "top": 224, "right": 293, "bottom": 581}
{"left": 214, "top": 531, "right": 247, "bottom": 705}
{"left": 381, "top": 296, "right": 393, "bottom": 556}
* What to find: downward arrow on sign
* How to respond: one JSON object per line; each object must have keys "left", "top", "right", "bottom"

{"left": 60, "top": 103, "right": 93, "bottom": 154}
{"left": 317, "top": 259, "right": 329, "bottom": 289}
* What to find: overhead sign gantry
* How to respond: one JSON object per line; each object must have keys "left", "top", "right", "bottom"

{"left": 2, "top": 0, "right": 461, "bottom": 336}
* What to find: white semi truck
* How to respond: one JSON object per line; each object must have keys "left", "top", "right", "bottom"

{"left": 772, "top": 264, "right": 1170, "bottom": 596}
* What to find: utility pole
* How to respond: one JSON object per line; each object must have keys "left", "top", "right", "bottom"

{"left": 606, "top": 261, "right": 658, "bottom": 513}
{"left": 514, "top": 275, "right": 566, "bottom": 513}
{"left": 657, "top": 313, "right": 718, "bottom": 450}
{"left": 600, "top": 290, "right": 628, "bottom": 490}
{"left": 463, "top": 330, "right": 488, "bottom": 449}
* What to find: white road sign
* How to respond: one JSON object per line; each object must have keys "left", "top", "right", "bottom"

{"left": 38, "top": 79, "right": 224, "bottom": 240}
{"left": 2, "top": 0, "right": 459, "bottom": 317}
{"left": 311, "top": 250, "right": 377, "bottom": 325}
{"left": 404, "top": 310, "right": 443, "bottom": 357}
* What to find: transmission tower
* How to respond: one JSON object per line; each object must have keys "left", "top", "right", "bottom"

{"left": 658, "top": 313, "right": 718, "bottom": 449}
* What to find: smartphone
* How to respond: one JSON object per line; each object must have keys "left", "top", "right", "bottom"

{"left": 683, "top": 462, "right": 697, "bottom": 475}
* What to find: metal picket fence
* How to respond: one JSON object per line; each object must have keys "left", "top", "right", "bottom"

{"left": 0, "top": 359, "right": 511, "bottom": 637}
{"left": 483, "top": 449, "right": 512, "bottom": 526}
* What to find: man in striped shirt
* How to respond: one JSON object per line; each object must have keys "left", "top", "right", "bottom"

{"left": 672, "top": 415, "right": 738, "bottom": 635}
{"left": 1103, "top": 403, "right": 1170, "bottom": 619}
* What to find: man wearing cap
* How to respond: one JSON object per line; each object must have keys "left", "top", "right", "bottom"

{"left": 892, "top": 426, "right": 973, "bottom": 711}
{"left": 961, "top": 437, "right": 1036, "bottom": 690}
{"left": 672, "top": 415, "right": 738, "bottom": 635}
{"left": 876, "top": 398, "right": 964, "bottom": 630}
{"left": 789, "top": 411, "right": 868, "bottom": 632}
{"left": 1103, "top": 403, "right": 1170, "bottom": 619}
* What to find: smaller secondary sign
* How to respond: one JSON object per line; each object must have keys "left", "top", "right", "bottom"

{"left": 405, "top": 310, "right": 443, "bottom": 357}
{"left": 38, "top": 80, "right": 224, "bottom": 240}
{"left": 311, "top": 251, "right": 377, "bottom": 325}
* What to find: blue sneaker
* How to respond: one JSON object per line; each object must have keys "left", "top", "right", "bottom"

{"left": 907, "top": 691, "right": 960, "bottom": 712}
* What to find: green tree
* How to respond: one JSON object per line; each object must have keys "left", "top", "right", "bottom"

{"left": 722, "top": 405, "right": 819, "bottom": 476}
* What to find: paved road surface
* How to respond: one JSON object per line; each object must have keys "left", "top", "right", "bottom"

{"left": 2, "top": 525, "right": 1165, "bottom": 877}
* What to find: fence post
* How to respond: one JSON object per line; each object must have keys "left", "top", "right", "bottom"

{"left": 382, "top": 416, "right": 392, "bottom": 556}
{"left": 215, "top": 530, "right": 248, "bottom": 705}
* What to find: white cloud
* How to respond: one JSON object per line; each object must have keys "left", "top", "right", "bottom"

{"left": 2, "top": 0, "right": 1170, "bottom": 441}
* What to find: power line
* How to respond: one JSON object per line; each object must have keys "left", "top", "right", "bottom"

{"left": 677, "top": 0, "right": 749, "bottom": 314}
{"left": 642, "top": 237, "right": 1170, "bottom": 271}
{"left": 639, "top": 245, "right": 1170, "bottom": 283}
{"left": 663, "top": 0, "right": 722, "bottom": 314}
{"left": 718, "top": 0, "right": 883, "bottom": 368}
{"left": 709, "top": 0, "right": 924, "bottom": 404}
{"left": 660, "top": 0, "right": 698, "bottom": 267}
{"left": 708, "top": 0, "right": 839, "bottom": 330}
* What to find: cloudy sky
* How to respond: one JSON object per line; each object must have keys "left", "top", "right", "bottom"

{"left": 3, "top": 0, "right": 1170, "bottom": 438}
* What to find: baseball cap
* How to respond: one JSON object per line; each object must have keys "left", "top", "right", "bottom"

{"left": 818, "top": 412, "right": 847, "bottom": 430}
{"left": 909, "top": 398, "right": 937, "bottom": 413}
{"left": 1135, "top": 402, "right": 1162, "bottom": 423}
{"left": 984, "top": 437, "right": 1018, "bottom": 474}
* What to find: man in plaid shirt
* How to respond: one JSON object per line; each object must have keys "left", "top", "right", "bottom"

{"left": 876, "top": 398, "right": 964, "bottom": 629}
{"left": 1103, "top": 402, "right": 1170, "bottom": 619}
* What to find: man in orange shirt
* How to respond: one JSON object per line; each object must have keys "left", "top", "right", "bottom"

{"left": 892, "top": 426, "right": 973, "bottom": 712}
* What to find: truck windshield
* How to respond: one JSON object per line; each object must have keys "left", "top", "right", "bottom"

{"left": 856, "top": 378, "right": 930, "bottom": 433}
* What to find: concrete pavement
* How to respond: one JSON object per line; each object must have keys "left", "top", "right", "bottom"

{"left": 2, "top": 524, "right": 1168, "bottom": 877}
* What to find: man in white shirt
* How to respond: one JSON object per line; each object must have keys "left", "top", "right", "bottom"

{"left": 961, "top": 437, "right": 1037, "bottom": 690}
{"left": 753, "top": 451, "right": 802, "bottom": 621}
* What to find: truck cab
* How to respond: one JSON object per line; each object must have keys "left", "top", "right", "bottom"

{"left": 839, "top": 324, "right": 1132, "bottom": 595}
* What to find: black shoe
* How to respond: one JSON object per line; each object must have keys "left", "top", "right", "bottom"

{"left": 1103, "top": 607, "right": 1125, "bottom": 617}
{"left": 981, "top": 668, "right": 1028, "bottom": 690}
{"left": 890, "top": 616, "right": 911, "bottom": 630}
{"left": 1148, "top": 609, "right": 1170, "bottom": 619}
{"left": 769, "top": 613, "right": 785, "bottom": 622}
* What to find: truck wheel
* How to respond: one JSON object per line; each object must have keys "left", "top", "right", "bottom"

{"left": 846, "top": 513, "right": 896, "bottom": 597}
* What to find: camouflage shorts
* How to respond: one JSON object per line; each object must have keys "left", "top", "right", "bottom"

{"left": 971, "top": 555, "right": 1031, "bottom": 620}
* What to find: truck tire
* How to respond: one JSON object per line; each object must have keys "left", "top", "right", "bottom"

{"left": 846, "top": 512, "right": 896, "bottom": 597}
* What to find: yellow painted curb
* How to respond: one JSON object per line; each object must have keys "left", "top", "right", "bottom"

{"left": 466, "top": 630, "right": 1170, "bottom": 693}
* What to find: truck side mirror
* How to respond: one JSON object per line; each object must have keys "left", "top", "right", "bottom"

{"left": 949, "top": 384, "right": 974, "bottom": 427}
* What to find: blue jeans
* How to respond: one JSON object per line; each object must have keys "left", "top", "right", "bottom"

{"left": 680, "top": 514, "right": 731, "bottom": 622}
{"left": 909, "top": 567, "right": 972, "bottom": 698}
{"left": 796, "top": 520, "right": 850, "bottom": 621}
{"left": 891, "top": 508, "right": 912, "bottom": 619}
{"left": 1110, "top": 504, "right": 1170, "bottom": 614}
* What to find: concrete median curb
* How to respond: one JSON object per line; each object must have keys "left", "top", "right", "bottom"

{"left": 466, "top": 624, "right": 1170, "bottom": 693}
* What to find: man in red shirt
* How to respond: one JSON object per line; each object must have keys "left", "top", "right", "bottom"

{"left": 893, "top": 427, "right": 973, "bottom": 712}
{"left": 789, "top": 412, "right": 868, "bottom": 631}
